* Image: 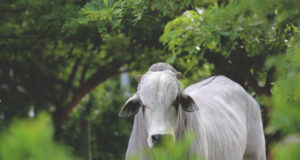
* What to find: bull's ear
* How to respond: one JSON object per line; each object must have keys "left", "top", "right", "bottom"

{"left": 119, "top": 94, "right": 140, "bottom": 118}
{"left": 181, "top": 94, "right": 199, "bottom": 112}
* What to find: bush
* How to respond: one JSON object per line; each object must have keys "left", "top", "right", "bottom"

{"left": 0, "top": 113, "right": 77, "bottom": 160}
{"left": 129, "top": 133, "right": 203, "bottom": 160}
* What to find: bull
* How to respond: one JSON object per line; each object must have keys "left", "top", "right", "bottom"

{"left": 119, "top": 63, "right": 266, "bottom": 160}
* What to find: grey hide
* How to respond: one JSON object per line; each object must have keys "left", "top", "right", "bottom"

{"left": 119, "top": 63, "right": 266, "bottom": 160}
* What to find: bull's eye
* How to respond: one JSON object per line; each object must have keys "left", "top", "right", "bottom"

{"left": 140, "top": 101, "right": 149, "bottom": 114}
{"left": 174, "top": 97, "right": 180, "bottom": 111}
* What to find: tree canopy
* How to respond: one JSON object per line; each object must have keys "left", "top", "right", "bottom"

{"left": 1, "top": 0, "right": 300, "bottom": 159}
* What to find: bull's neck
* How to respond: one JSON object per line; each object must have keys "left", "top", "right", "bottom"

{"left": 176, "top": 108, "right": 208, "bottom": 158}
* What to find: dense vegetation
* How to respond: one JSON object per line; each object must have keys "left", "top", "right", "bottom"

{"left": 0, "top": 0, "right": 299, "bottom": 159}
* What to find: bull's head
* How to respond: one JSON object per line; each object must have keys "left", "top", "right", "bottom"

{"left": 119, "top": 70, "right": 198, "bottom": 147}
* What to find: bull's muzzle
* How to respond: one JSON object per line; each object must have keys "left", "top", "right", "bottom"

{"left": 151, "top": 134, "right": 174, "bottom": 147}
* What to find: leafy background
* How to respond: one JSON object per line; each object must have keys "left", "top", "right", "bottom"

{"left": 0, "top": 0, "right": 300, "bottom": 159}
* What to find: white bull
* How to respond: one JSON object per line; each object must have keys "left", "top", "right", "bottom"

{"left": 119, "top": 63, "right": 266, "bottom": 160}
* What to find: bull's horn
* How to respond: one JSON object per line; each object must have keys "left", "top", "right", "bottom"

{"left": 135, "top": 75, "right": 143, "bottom": 83}
{"left": 176, "top": 72, "right": 182, "bottom": 79}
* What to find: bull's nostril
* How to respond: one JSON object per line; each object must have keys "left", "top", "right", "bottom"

{"left": 151, "top": 134, "right": 174, "bottom": 146}
{"left": 151, "top": 134, "right": 162, "bottom": 145}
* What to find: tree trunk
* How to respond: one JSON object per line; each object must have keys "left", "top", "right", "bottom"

{"left": 81, "top": 118, "right": 92, "bottom": 160}
{"left": 53, "top": 60, "right": 122, "bottom": 139}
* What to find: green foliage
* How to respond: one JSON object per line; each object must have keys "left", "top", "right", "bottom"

{"left": 160, "top": 0, "right": 300, "bottom": 158}
{"left": 79, "top": 0, "right": 213, "bottom": 27}
{"left": 161, "top": 0, "right": 289, "bottom": 58}
{"left": 0, "top": 0, "right": 99, "bottom": 122}
{"left": 129, "top": 133, "right": 203, "bottom": 160}
{"left": 267, "top": 43, "right": 300, "bottom": 159}
{"left": 0, "top": 113, "right": 77, "bottom": 160}
{"left": 272, "top": 140, "right": 300, "bottom": 160}
{"left": 2, "top": 0, "right": 300, "bottom": 159}
{"left": 270, "top": 45, "right": 300, "bottom": 134}
{"left": 249, "top": 0, "right": 300, "bottom": 25}
{"left": 160, "top": 0, "right": 299, "bottom": 88}
{"left": 256, "top": 0, "right": 300, "bottom": 159}
{"left": 62, "top": 76, "right": 133, "bottom": 160}
{"left": 1, "top": 0, "right": 189, "bottom": 159}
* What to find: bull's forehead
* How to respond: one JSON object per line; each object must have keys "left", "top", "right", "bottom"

{"left": 138, "top": 71, "right": 179, "bottom": 108}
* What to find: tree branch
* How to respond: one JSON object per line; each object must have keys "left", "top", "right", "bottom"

{"left": 67, "top": 45, "right": 76, "bottom": 59}
{"left": 80, "top": 54, "right": 93, "bottom": 84}
{"left": 67, "top": 55, "right": 82, "bottom": 85}
{"left": 80, "top": 45, "right": 98, "bottom": 84}
{"left": 30, "top": 25, "right": 53, "bottom": 49}
{"left": 264, "top": 66, "right": 275, "bottom": 91}
{"left": 51, "top": 41, "right": 58, "bottom": 55}
{"left": 242, "top": 69, "right": 271, "bottom": 96}
{"left": 55, "top": 59, "right": 122, "bottom": 130}
{"left": 59, "top": 54, "right": 82, "bottom": 105}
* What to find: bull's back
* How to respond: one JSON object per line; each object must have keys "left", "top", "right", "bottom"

{"left": 184, "top": 76, "right": 261, "bottom": 160}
